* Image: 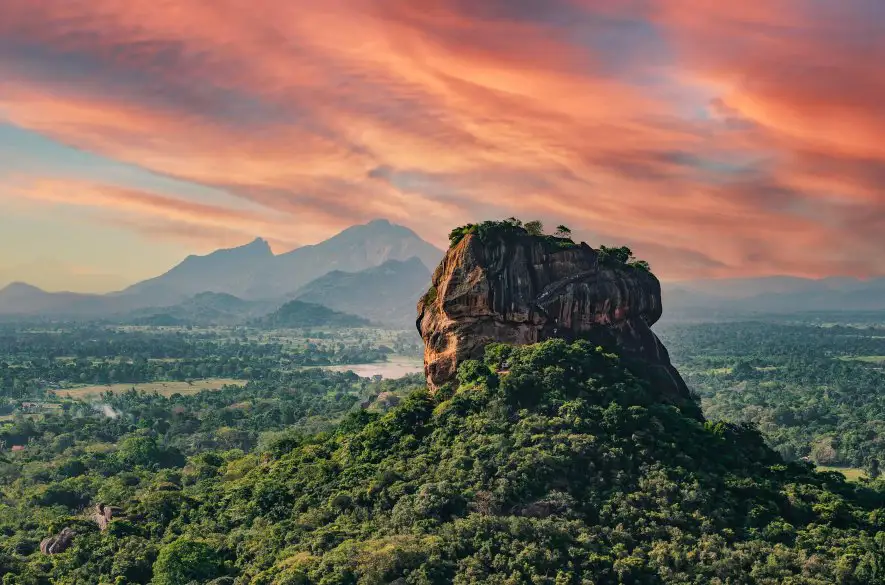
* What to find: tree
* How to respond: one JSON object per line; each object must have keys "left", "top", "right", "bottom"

{"left": 12, "top": 378, "right": 24, "bottom": 398}
{"left": 115, "top": 435, "right": 162, "bottom": 468}
{"left": 598, "top": 245, "right": 633, "bottom": 264}
{"left": 524, "top": 220, "right": 544, "bottom": 236}
{"left": 810, "top": 437, "right": 839, "bottom": 465}
{"left": 597, "top": 245, "right": 651, "bottom": 272}
{"left": 152, "top": 537, "right": 225, "bottom": 585}
{"left": 555, "top": 225, "right": 572, "bottom": 238}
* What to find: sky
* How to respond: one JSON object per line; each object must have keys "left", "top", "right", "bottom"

{"left": 1, "top": 0, "right": 884, "bottom": 292}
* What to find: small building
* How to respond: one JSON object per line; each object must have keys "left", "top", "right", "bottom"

{"left": 11, "top": 445, "right": 25, "bottom": 452}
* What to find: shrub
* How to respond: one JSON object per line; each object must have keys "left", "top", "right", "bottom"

{"left": 152, "top": 537, "right": 225, "bottom": 585}
{"left": 447, "top": 218, "right": 576, "bottom": 249}
{"left": 597, "top": 245, "right": 651, "bottom": 273}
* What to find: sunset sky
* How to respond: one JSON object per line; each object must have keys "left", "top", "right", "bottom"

{"left": 1, "top": 0, "right": 883, "bottom": 291}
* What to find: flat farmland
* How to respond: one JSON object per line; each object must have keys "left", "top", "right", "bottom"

{"left": 54, "top": 378, "right": 245, "bottom": 398}
{"left": 836, "top": 355, "right": 885, "bottom": 363}
{"left": 815, "top": 466, "right": 868, "bottom": 482}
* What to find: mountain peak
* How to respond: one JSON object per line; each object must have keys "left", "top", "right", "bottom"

{"left": 0, "top": 281, "right": 46, "bottom": 295}
{"left": 343, "top": 218, "right": 424, "bottom": 239}
{"left": 342, "top": 218, "right": 408, "bottom": 237}
{"left": 229, "top": 237, "right": 272, "bottom": 256}
{"left": 180, "top": 237, "right": 274, "bottom": 264}
{"left": 122, "top": 220, "right": 445, "bottom": 303}
{"left": 200, "top": 237, "right": 272, "bottom": 258}
{"left": 246, "top": 236, "right": 271, "bottom": 249}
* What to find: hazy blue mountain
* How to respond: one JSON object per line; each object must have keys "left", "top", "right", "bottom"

{"left": 662, "top": 276, "right": 885, "bottom": 318}
{"left": 0, "top": 282, "right": 124, "bottom": 316}
{"left": 117, "top": 219, "right": 443, "bottom": 302}
{"left": 0, "top": 219, "right": 444, "bottom": 318}
{"left": 255, "top": 300, "right": 370, "bottom": 328}
{"left": 664, "top": 276, "right": 867, "bottom": 300}
{"left": 120, "top": 292, "right": 277, "bottom": 326}
{"left": 248, "top": 219, "right": 443, "bottom": 298}
{"left": 118, "top": 237, "right": 275, "bottom": 302}
{"left": 0, "top": 283, "right": 58, "bottom": 314}
{"left": 292, "top": 257, "right": 432, "bottom": 326}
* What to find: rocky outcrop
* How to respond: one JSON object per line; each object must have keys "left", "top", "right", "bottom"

{"left": 93, "top": 503, "right": 122, "bottom": 531}
{"left": 40, "top": 528, "right": 76, "bottom": 555}
{"left": 416, "top": 232, "right": 691, "bottom": 404}
{"left": 375, "top": 392, "right": 401, "bottom": 408}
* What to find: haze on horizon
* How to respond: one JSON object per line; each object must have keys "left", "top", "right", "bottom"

{"left": 1, "top": 1, "right": 884, "bottom": 293}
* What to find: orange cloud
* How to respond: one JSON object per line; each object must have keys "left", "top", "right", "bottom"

{"left": 0, "top": 0, "right": 883, "bottom": 278}
{"left": 654, "top": 2, "right": 885, "bottom": 188}
{"left": 2, "top": 178, "right": 300, "bottom": 250}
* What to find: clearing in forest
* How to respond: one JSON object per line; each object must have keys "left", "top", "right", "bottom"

{"left": 54, "top": 378, "right": 245, "bottom": 398}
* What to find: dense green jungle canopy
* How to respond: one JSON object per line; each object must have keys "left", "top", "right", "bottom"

{"left": 3, "top": 339, "right": 885, "bottom": 584}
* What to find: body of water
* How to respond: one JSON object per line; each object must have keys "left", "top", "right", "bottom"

{"left": 324, "top": 357, "right": 424, "bottom": 379}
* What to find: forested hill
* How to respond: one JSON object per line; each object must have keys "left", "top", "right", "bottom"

{"left": 5, "top": 339, "right": 884, "bottom": 583}
{"left": 255, "top": 300, "right": 370, "bottom": 328}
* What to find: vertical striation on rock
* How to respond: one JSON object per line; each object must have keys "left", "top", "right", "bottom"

{"left": 416, "top": 230, "right": 691, "bottom": 403}
{"left": 40, "top": 528, "right": 76, "bottom": 555}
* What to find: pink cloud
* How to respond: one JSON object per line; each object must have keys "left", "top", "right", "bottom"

{"left": 0, "top": 0, "right": 883, "bottom": 278}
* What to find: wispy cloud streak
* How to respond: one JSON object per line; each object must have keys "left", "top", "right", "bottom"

{"left": 0, "top": 0, "right": 882, "bottom": 278}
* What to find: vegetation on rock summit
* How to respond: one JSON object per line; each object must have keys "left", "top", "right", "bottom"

{"left": 447, "top": 218, "right": 651, "bottom": 273}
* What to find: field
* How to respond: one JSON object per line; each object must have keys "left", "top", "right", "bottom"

{"left": 815, "top": 466, "right": 868, "bottom": 481}
{"left": 54, "top": 378, "right": 245, "bottom": 398}
{"left": 836, "top": 355, "right": 885, "bottom": 363}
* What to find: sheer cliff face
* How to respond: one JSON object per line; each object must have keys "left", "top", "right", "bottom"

{"left": 416, "top": 233, "right": 691, "bottom": 402}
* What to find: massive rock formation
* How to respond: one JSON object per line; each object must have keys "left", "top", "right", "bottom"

{"left": 416, "top": 230, "right": 691, "bottom": 404}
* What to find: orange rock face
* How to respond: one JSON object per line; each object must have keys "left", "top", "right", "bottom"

{"left": 416, "top": 233, "right": 690, "bottom": 401}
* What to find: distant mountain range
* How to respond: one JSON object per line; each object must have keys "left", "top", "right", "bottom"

{"left": 0, "top": 219, "right": 443, "bottom": 326}
{"left": 0, "top": 282, "right": 127, "bottom": 317}
{"left": 291, "top": 257, "right": 431, "bottom": 328}
{"left": 121, "top": 259, "right": 431, "bottom": 328}
{"left": 662, "top": 276, "right": 885, "bottom": 319}
{"left": 1, "top": 219, "right": 884, "bottom": 325}
{"left": 117, "top": 237, "right": 275, "bottom": 305}
{"left": 116, "top": 218, "right": 442, "bottom": 303}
